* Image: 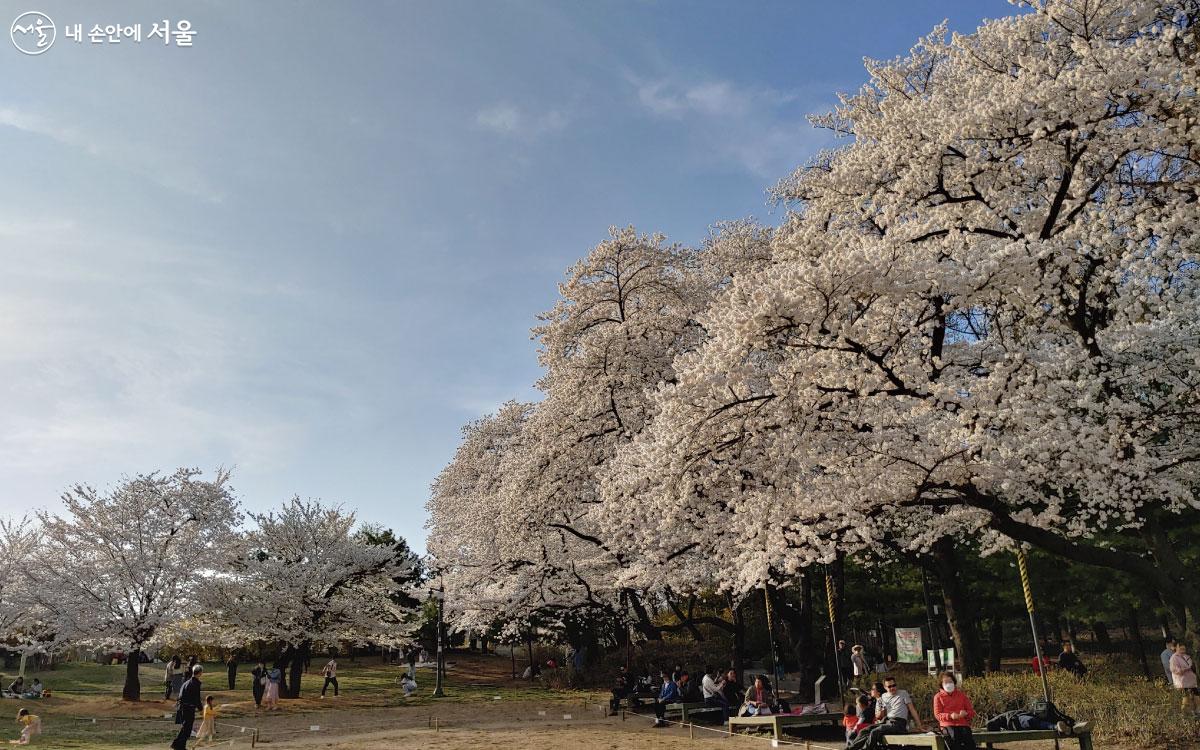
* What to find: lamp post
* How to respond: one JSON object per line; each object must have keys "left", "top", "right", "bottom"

{"left": 429, "top": 585, "right": 446, "bottom": 698}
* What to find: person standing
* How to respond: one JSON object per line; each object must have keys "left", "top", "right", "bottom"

{"left": 196, "top": 696, "right": 217, "bottom": 743}
{"left": 264, "top": 666, "right": 282, "bottom": 711}
{"left": 226, "top": 654, "right": 238, "bottom": 691}
{"left": 933, "top": 671, "right": 977, "bottom": 750}
{"left": 165, "top": 655, "right": 184, "bottom": 701}
{"left": 1170, "top": 642, "right": 1199, "bottom": 717}
{"left": 163, "top": 657, "right": 177, "bottom": 701}
{"left": 836, "top": 640, "right": 853, "bottom": 690}
{"left": 851, "top": 645, "right": 870, "bottom": 687}
{"left": 250, "top": 662, "right": 266, "bottom": 709}
{"left": 406, "top": 647, "right": 418, "bottom": 678}
{"left": 320, "top": 657, "right": 339, "bottom": 697}
{"left": 1163, "top": 639, "right": 1179, "bottom": 686}
{"left": 1057, "top": 642, "right": 1087, "bottom": 678}
{"left": 171, "top": 665, "right": 203, "bottom": 750}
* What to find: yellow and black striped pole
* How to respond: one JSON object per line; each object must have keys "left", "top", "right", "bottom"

{"left": 1016, "top": 547, "right": 1052, "bottom": 704}
{"left": 825, "top": 568, "right": 845, "bottom": 695}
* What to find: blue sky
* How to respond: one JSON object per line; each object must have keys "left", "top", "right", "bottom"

{"left": 0, "top": 1, "right": 1011, "bottom": 552}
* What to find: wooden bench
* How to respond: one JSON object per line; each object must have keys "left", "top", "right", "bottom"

{"left": 881, "top": 726, "right": 1093, "bottom": 750}
{"left": 727, "top": 712, "right": 843, "bottom": 740}
{"left": 664, "top": 701, "right": 717, "bottom": 721}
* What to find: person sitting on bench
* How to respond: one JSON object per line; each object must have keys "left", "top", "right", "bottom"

{"left": 740, "top": 675, "right": 778, "bottom": 716}
{"left": 678, "top": 670, "right": 702, "bottom": 703}
{"left": 651, "top": 670, "right": 679, "bottom": 728}
{"left": 934, "top": 671, "right": 976, "bottom": 750}
{"left": 609, "top": 666, "right": 633, "bottom": 716}
{"left": 854, "top": 676, "right": 924, "bottom": 747}
{"left": 701, "top": 665, "right": 730, "bottom": 721}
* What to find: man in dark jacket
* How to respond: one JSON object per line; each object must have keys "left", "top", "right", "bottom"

{"left": 1058, "top": 642, "right": 1087, "bottom": 678}
{"left": 226, "top": 654, "right": 238, "bottom": 691}
{"left": 171, "top": 665, "right": 203, "bottom": 750}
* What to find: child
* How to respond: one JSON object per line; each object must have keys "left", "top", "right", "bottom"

{"left": 12, "top": 708, "right": 39, "bottom": 745}
{"left": 399, "top": 673, "right": 418, "bottom": 697}
{"left": 848, "top": 694, "right": 874, "bottom": 740}
{"left": 842, "top": 703, "right": 858, "bottom": 740}
{"left": 194, "top": 696, "right": 217, "bottom": 744}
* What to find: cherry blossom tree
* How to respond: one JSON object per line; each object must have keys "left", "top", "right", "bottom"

{"left": 606, "top": 0, "right": 1200, "bottom": 662}
{"left": 199, "top": 498, "right": 416, "bottom": 697}
{"left": 0, "top": 519, "right": 51, "bottom": 655}
{"left": 28, "top": 469, "right": 241, "bottom": 700}
{"left": 428, "top": 224, "right": 770, "bottom": 641}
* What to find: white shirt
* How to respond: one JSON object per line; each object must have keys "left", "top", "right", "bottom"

{"left": 701, "top": 674, "right": 723, "bottom": 699}
{"left": 323, "top": 660, "right": 337, "bottom": 677}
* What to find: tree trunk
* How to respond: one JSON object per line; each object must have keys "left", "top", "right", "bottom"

{"left": 525, "top": 637, "right": 534, "bottom": 680}
{"left": 627, "top": 590, "right": 663, "bottom": 641}
{"left": 274, "top": 649, "right": 291, "bottom": 697}
{"left": 1128, "top": 607, "right": 1151, "bottom": 679}
{"left": 286, "top": 641, "right": 310, "bottom": 698}
{"left": 122, "top": 647, "right": 141, "bottom": 701}
{"left": 932, "top": 538, "right": 985, "bottom": 676}
{"left": 987, "top": 616, "right": 1004, "bottom": 672}
{"left": 728, "top": 593, "right": 746, "bottom": 686}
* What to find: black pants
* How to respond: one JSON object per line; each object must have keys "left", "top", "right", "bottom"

{"left": 228, "top": 667, "right": 237, "bottom": 691}
{"left": 944, "top": 726, "right": 977, "bottom": 750}
{"left": 171, "top": 708, "right": 196, "bottom": 750}
{"left": 610, "top": 687, "right": 628, "bottom": 712}
{"left": 322, "top": 676, "right": 339, "bottom": 696}
{"left": 855, "top": 718, "right": 907, "bottom": 750}
{"left": 252, "top": 683, "right": 264, "bottom": 707}
{"left": 654, "top": 700, "right": 669, "bottom": 720}
{"left": 705, "top": 694, "right": 730, "bottom": 721}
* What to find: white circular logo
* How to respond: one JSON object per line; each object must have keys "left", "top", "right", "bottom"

{"left": 10, "top": 11, "right": 55, "bottom": 55}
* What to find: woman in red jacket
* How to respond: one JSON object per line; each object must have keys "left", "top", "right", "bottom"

{"left": 933, "top": 671, "right": 976, "bottom": 750}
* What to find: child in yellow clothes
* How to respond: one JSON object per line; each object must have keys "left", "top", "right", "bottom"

{"left": 194, "top": 696, "right": 217, "bottom": 743}
{"left": 11, "top": 708, "right": 39, "bottom": 745}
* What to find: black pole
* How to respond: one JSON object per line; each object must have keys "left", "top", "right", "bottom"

{"left": 921, "top": 566, "right": 944, "bottom": 672}
{"left": 762, "top": 586, "right": 781, "bottom": 685}
{"left": 432, "top": 584, "right": 446, "bottom": 698}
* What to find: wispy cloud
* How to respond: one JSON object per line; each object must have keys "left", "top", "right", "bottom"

{"left": 628, "top": 74, "right": 830, "bottom": 180}
{"left": 0, "top": 104, "right": 224, "bottom": 203}
{"left": 475, "top": 102, "right": 570, "bottom": 140}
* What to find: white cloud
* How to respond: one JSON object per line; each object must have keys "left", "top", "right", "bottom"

{"left": 629, "top": 74, "right": 827, "bottom": 180}
{"left": 475, "top": 102, "right": 570, "bottom": 140}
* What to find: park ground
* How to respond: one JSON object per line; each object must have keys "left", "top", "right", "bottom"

{"left": 2, "top": 652, "right": 1195, "bottom": 750}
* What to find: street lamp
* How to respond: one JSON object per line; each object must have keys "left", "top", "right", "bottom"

{"left": 429, "top": 585, "right": 446, "bottom": 698}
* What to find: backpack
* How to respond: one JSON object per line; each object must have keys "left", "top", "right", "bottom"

{"left": 1030, "top": 699, "right": 1074, "bottom": 727}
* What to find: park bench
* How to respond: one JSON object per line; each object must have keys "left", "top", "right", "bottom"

{"left": 881, "top": 726, "right": 1093, "bottom": 750}
{"left": 664, "top": 701, "right": 719, "bottom": 721}
{"left": 727, "top": 712, "right": 843, "bottom": 740}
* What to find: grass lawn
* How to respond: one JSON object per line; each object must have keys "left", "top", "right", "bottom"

{"left": 0, "top": 653, "right": 598, "bottom": 747}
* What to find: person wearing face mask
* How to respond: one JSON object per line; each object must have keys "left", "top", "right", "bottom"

{"left": 933, "top": 671, "right": 976, "bottom": 750}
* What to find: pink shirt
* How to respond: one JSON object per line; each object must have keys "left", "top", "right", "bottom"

{"left": 1171, "top": 653, "right": 1196, "bottom": 689}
